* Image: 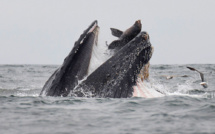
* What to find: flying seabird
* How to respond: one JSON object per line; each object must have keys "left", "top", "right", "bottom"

{"left": 187, "top": 66, "right": 208, "bottom": 88}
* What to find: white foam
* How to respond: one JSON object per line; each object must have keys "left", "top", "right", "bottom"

{"left": 147, "top": 77, "right": 208, "bottom": 98}
{"left": 167, "top": 92, "right": 206, "bottom": 98}
{"left": 87, "top": 32, "right": 110, "bottom": 75}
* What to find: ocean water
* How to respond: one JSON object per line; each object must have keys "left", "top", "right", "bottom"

{"left": 0, "top": 64, "right": 215, "bottom": 134}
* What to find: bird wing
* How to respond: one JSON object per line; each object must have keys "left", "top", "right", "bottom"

{"left": 187, "top": 66, "right": 205, "bottom": 82}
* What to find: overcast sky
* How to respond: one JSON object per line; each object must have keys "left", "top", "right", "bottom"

{"left": 0, "top": 0, "right": 215, "bottom": 64}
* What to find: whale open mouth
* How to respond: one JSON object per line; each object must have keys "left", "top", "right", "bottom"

{"left": 83, "top": 24, "right": 101, "bottom": 78}
{"left": 87, "top": 26, "right": 101, "bottom": 75}
{"left": 41, "top": 20, "right": 154, "bottom": 98}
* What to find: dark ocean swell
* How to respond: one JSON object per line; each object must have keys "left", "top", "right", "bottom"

{"left": 0, "top": 64, "right": 215, "bottom": 134}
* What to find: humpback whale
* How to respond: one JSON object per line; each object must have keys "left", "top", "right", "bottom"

{"left": 108, "top": 20, "right": 142, "bottom": 51}
{"left": 40, "top": 21, "right": 99, "bottom": 96}
{"left": 40, "top": 20, "right": 154, "bottom": 98}
{"left": 72, "top": 32, "right": 153, "bottom": 98}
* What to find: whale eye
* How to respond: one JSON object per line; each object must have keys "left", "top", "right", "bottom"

{"left": 142, "top": 32, "right": 149, "bottom": 42}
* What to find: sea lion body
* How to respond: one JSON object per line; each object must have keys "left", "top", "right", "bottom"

{"left": 108, "top": 20, "right": 142, "bottom": 51}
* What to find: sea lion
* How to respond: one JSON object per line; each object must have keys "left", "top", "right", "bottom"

{"left": 108, "top": 20, "right": 142, "bottom": 51}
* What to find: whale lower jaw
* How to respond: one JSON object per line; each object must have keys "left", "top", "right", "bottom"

{"left": 40, "top": 20, "right": 100, "bottom": 97}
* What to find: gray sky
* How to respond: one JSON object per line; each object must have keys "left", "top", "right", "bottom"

{"left": 0, "top": 0, "right": 215, "bottom": 64}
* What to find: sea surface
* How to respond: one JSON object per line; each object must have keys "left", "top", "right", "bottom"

{"left": 0, "top": 64, "right": 215, "bottom": 134}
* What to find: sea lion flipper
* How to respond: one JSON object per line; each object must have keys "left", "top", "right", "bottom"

{"left": 108, "top": 40, "right": 122, "bottom": 49}
{"left": 110, "top": 28, "right": 123, "bottom": 38}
